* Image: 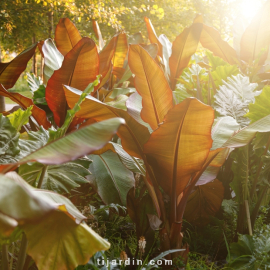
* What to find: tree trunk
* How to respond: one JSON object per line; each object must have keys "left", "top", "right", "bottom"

{"left": 0, "top": 46, "right": 5, "bottom": 113}
{"left": 32, "top": 34, "right": 37, "bottom": 75}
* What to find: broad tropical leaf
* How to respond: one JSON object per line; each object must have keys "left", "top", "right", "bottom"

{"left": 45, "top": 37, "right": 99, "bottom": 126}
{"left": 0, "top": 173, "right": 110, "bottom": 270}
{"left": 245, "top": 86, "right": 270, "bottom": 123}
{"left": 144, "top": 98, "right": 214, "bottom": 196}
{"left": 64, "top": 85, "right": 150, "bottom": 158}
{"left": 184, "top": 179, "right": 224, "bottom": 224}
{"left": 144, "top": 17, "right": 163, "bottom": 57}
{"left": 0, "top": 44, "right": 37, "bottom": 89}
{"left": 112, "top": 33, "right": 128, "bottom": 70}
{"left": 169, "top": 23, "right": 203, "bottom": 90}
{"left": 0, "top": 85, "right": 51, "bottom": 129}
{"left": 88, "top": 150, "right": 135, "bottom": 206}
{"left": 211, "top": 65, "right": 239, "bottom": 88}
{"left": 42, "top": 38, "right": 64, "bottom": 84}
{"left": 240, "top": 1, "right": 270, "bottom": 65}
{"left": 200, "top": 24, "right": 238, "bottom": 65}
{"left": 128, "top": 44, "right": 173, "bottom": 130}
{"left": 55, "top": 18, "right": 82, "bottom": 56}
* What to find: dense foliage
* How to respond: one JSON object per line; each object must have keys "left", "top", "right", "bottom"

{"left": 2, "top": 0, "right": 270, "bottom": 269}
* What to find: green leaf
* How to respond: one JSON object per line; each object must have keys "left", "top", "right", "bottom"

{"left": 19, "top": 161, "right": 90, "bottom": 193}
{"left": 7, "top": 106, "right": 32, "bottom": 131}
{"left": 106, "top": 94, "right": 129, "bottom": 110}
{"left": 206, "top": 51, "right": 228, "bottom": 71}
{"left": 110, "top": 87, "right": 136, "bottom": 99}
{"left": 42, "top": 38, "right": 64, "bottom": 84}
{"left": 33, "top": 84, "right": 47, "bottom": 105}
{"left": 0, "top": 114, "right": 20, "bottom": 164}
{"left": 245, "top": 86, "right": 270, "bottom": 123}
{"left": 0, "top": 172, "right": 110, "bottom": 270}
{"left": 173, "top": 83, "right": 192, "bottom": 104}
{"left": 211, "top": 64, "right": 239, "bottom": 88}
{"left": 88, "top": 150, "right": 135, "bottom": 206}
{"left": 18, "top": 127, "right": 49, "bottom": 159}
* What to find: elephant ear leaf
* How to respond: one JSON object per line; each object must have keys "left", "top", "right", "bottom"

{"left": 184, "top": 179, "right": 224, "bottom": 225}
{"left": 0, "top": 172, "right": 110, "bottom": 270}
{"left": 128, "top": 44, "right": 173, "bottom": 130}
{"left": 169, "top": 23, "right": 203, "bottom": 91}
{"left": 245, "top": 86, "right": 270, "bottom": 123}
{"left": 0, "top": 43, "right": 37, "bottom": 89}
{"left": 88, "top": 150, "right": 135, "bottom": 206}
{"left": 240, "top": 1, "right": 270, "bottom": 65}
{"left": 55, "top": 18, "right": 82, "bottom": 56}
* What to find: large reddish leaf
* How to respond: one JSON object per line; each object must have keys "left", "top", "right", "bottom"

{"left": 45, "top": 37, "right": 99, "bottom": 126}
{"left": 63, "top": 85, "right": 150, "bottom": 159}
{"left": 55, "top": 18, "right": 82, "bottom": 56}
{"left": 0, "top": 44, "right": 37, "bottom": 89}
{"left": 240, "top": 1, "right": 270, "bottom": 65}
{"left": 144, "top": 98, "right": 214, "bottom": 196}
{"left": 200, "top": 24, "right": 238, "bottom": 65}
{"left": 144, "top": 17, "right": 163, "bottom": 57}
{"left": 128, "top": 45, "right": 173, "bottom": 130}
{"left": 184, "top": 179, "right": 224, "bottom": 225}
{"left": 0, "top": 85, "right": 50, "bottom": 129}
{"left": 169, "top": 23, "right": 203, "bottom": 91}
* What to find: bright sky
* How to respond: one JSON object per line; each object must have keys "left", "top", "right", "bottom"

{"left": 240, "top": 0, "right": 262, "bottom": 19}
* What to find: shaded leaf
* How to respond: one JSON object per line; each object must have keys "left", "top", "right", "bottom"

{"left": 19, "top": 161, "right": 90, "bottom": 193}
{"left": 185, "top": 179, "right": 224, "bottom": 225}
{"left": 88, "top": 150, "right": 135, "bottom": 205}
